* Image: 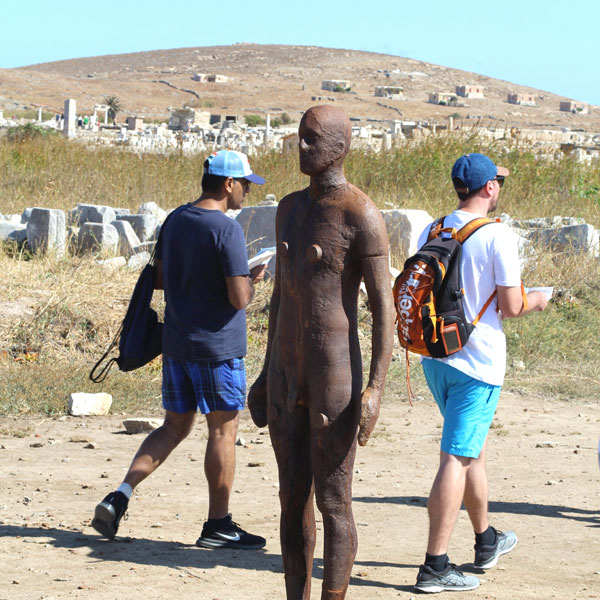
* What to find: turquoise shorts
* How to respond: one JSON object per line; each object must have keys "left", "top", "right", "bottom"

{"left": 422, "top": 359, "right": 501, "bottom": 458}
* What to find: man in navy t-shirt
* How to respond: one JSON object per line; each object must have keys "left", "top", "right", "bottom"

{"left": 92, "top": 150, "right": 268, "bottom": 549}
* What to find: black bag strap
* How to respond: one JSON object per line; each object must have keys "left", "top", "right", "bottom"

{"left": 89, "top": 320, "right": 123, "bottom": 382}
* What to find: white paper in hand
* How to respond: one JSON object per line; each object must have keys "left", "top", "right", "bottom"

{"left": 525, "top": 286, "right": 553, "bottom": 299}
{"left": 248, "top": 247, "right": 276, "bottom": 270}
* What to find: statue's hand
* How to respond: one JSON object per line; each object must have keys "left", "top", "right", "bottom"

{"left": 248, "top": 372, "right": 268, "bottom": 428}
{"left": 358, "top": 386, "right": 381, "bottom": 446}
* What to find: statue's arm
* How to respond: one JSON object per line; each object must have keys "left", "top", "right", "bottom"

{"left": 355, "top": 206, "right": 394, "bottom": 446}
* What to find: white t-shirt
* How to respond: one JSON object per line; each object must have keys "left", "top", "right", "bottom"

{"left": 418, "top": 210, "right": 521, "bottom": 386}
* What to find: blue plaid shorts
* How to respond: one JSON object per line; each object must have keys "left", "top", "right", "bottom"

{"left": 162, "top": 355, "right": 246, "bottom": 414}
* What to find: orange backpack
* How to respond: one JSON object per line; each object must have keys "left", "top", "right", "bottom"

{"left": 393, "top": 216, "right": 498, "bottom": 359}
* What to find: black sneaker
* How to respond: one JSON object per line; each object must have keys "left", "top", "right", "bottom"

{"left": 415, "top": 563, "right": 479, "bottom": 593}
{"left": 474, "top": 528, "right": 518, "bottom": 569}
{"left": 92, "top": 491, "right": 129, "bottom": 540}
{"left": 196, "top": 514, "right": 266, "bottom": 550}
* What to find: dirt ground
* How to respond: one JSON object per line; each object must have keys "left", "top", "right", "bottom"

{"left": 0, "top": 390, "right": 598, "bottom": 600}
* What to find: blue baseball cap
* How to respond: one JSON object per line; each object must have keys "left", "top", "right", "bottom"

{"left": 204, "top": 149, "right": 265, "bottom": 185}
{"left": 451, "top": 153, "right": 509, "bottom": 195}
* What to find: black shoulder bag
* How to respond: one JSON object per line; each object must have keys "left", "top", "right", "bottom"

{"left": 89, "top": 212, "right": 174, "bottom": 383}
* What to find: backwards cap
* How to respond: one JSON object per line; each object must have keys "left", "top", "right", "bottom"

{"left": 451, "top": 153, "right": 509, "bottom": 195}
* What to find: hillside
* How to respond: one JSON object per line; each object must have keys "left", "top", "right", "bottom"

{"left": 1, "top": 43, "right": 598, "bottom": 131}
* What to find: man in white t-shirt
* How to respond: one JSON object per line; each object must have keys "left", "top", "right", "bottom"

{"left": 414, "top": 153, "right": 549, "bottom": 594}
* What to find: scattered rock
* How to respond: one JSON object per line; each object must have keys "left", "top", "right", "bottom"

{"left": 536, "top": 442, "right": 556, "bottom": 448}
{"left": 235, "top": 437, "right": 245, "bottom": 446}
{"left": 122, "top": 418, "right": 163, "bottom": 433}
{"left": 247, "top": 462, "right": 264, "bottom": 467}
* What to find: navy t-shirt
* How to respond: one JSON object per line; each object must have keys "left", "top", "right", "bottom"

{"left": 155, "top": 204, "right": 250, "bottom": 362}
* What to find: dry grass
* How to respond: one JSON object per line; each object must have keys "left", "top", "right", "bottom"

{"left": 0, "top": 251, "right": 164, "bottom": 415}
{"left": 2, "top": 129, "right": 600, "bottom": 224}
{"left": 1, "top": 132, "right": 600, "bottom": 414}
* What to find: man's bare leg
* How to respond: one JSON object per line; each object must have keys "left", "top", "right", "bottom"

{"left": 426, "top": 451, "right": 473, "bottom": 555}
{"left": 463, "top": 439, "right": 489, "bottom": 534}
{"left": 123, "top": 410, "right": 196, "bottom": 490}
{"left": 204, "top": 410, "right": 239, "bottom": 519}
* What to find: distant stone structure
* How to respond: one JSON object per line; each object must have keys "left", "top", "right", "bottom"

{"left": 63, "top": 99, "right": 76, "bottom": 138}
{"left": 168, "top": 107, "right": 211, "bottom": 130}
{"left": 560, "top": 101, "right": 589, "bottom": 114}
{"left": 456, "top": 84, "right": 485, "bottom": 99}
{"left": 93, "top": 104, "right": 110, "bottom": 126}
{"left": 374, "top": 85, "right": 404, "bottom": 100}
{"left": 507, "top": 93, "right": 536, "bottom": 106}
{"left": 193, "top": 73, "right": 228, "bottom": 83}
{"left": 126, "top": 116, "right": 144, "bottom": 131}
{"left": 428, "top": 92, "right": 459, "bottom": 106}
{"left": 322, "top": 79, "right": 350, "bottom": 92}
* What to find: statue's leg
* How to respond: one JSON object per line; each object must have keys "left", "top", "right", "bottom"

{"left": 269, "top": 369, "right": 315, "bottom": 600}
{"left": 311, "top": 379, "right": 360, "bottom": 600}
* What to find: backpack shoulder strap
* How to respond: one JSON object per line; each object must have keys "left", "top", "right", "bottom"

{"left": 456, "top": 217, "right": 498, "bottom": 244}
{"left": 426, "top": 216, "right": 446, "bottom": 241}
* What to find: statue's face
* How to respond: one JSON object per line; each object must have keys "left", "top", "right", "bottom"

{"left": 298, "top": 108, "right": 340, "bottom": 176}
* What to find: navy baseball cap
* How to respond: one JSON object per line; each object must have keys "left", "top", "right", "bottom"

{"left": 204, "top": 149, "right": 265, "bottom": 185}
{"left": 451, "top": 153, "right": 509, "bottom": 195}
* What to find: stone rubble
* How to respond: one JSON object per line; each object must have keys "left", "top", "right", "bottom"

{"left": 2, "top": 200, "right": 600, "bottom": 267}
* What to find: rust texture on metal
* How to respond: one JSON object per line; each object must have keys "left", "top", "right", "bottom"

{"left": 249, "top": 105, "right": 394, "bottom": 599}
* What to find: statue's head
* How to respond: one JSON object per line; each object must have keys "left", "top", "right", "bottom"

{"left": 298, "top": 106, "right": 352, "bottom": 176}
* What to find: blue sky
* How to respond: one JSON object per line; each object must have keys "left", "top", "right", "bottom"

{"left": 2, "top": 0, "right": 598, "bottom": 105}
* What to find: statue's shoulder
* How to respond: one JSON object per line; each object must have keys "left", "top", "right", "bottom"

{"left": 345, "top": 184, "right": 380, "bottom": 218}
{"left": 277, "top": 189, "right": 307, "bottom": 215}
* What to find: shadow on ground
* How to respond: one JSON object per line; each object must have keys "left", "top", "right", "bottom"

{"left": 354, "top": 495, "right": 600, "bottom": 526}
{"left": 0, "top": 524, "right": 418, "bottom": 592}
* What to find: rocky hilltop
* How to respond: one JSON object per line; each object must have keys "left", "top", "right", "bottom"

{"left": 1, "top": 44, "right": 598, "bottom": 131}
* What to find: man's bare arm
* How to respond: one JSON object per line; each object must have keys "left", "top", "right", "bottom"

{"left": 225, "top": 265, "right": 265, "bottom": 310}
{"left": 497, "top": 285, "right": 548, "bottom": 318}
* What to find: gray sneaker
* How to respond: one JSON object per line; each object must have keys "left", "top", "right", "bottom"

{"left": 474, "top": 528, "right": 518, "bottom": 569}
{"left": 415, "top": 563, "right": 480, "bottom": 593}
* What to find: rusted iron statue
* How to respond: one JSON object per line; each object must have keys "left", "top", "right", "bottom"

{"left": 249, "top": 105, "right": 394, "bottom": 599}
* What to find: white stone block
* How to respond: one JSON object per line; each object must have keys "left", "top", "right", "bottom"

{"left": 69, "top": 204, "right": 116, "bottom": 226}
{"left": 111, "top": 220, "right": 141, "bottom": 256}
{"left": 97, "top": 256, "right": 127, "bottom": 269}
{"left": 68, "top": 392, "right": 113, "bottom": 416}
{"left": 235, "top": 205, "right": 278, "bottom": 258}
{"left": 118, "top": 214, "right": 158, "bottom": 242}
{"left": 26, "top": 208, "right": 66, "bottom": 258}
{"left": 139, "top": 202, "right": 167, "bottom": 224}
{"left": 381, "top": 208, "right": 433, "bottom": 259}
{"left": 78, "top": 222, "right": 119, "bottom": 255}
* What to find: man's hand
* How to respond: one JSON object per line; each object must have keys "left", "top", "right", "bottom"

{"left": 248, "top": 372, "right": 268, "bottom": 428}
{"left": 250, "top": 263, "right": 267, "bottom": 283}
{"left": 358, "top": 386, "right": 382, "bottom": 446}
